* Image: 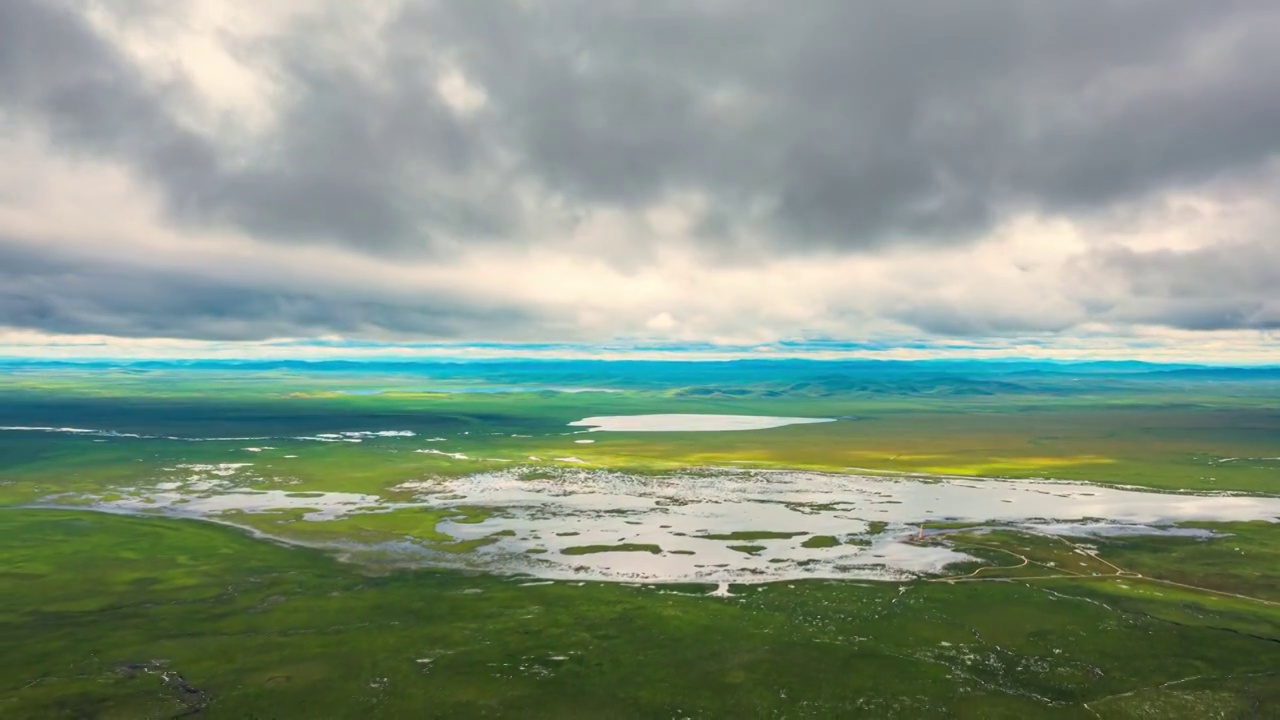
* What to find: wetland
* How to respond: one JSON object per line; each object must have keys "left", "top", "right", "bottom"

{"left": 2, "top": 359, "right": 1278, "bottom": 718}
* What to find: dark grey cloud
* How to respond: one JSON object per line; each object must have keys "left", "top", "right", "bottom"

{"left": 0, "top": 0, "right": 512, "bottom": 254}
{"left": 422, "top": 0, "right": 1279, "bottom": 250}
{"left": 1086, "top": 240, "right": 1280, "bottom": 331}
{"left": 0, "top": 2, "right": 220, "bottom": 210}
{"left": 892, "top": 304, "right": 1077, "bottom": 337}
{"left": 2, "top": 0, "right": 1279, "bottom": 345}
{"left": 0, "top": 238, "right": 538, "bottom": 341}
{"left": 3, "top": 0, "right": 1279, "bottom": 257}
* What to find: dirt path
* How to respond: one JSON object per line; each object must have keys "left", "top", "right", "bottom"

{"left": 925, "top": 529, "right": 1279, "bottom": 607}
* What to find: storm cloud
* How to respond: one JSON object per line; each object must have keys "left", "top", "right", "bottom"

{"left": 0, "top": 238, "right": 540, "bottom": 340}
{"left": 1, "top": 0, "right": 1278, "bottom": 352}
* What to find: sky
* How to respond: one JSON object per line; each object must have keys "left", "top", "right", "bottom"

{"left": 1, "top": 1, "right": 1278, "bottom": 362}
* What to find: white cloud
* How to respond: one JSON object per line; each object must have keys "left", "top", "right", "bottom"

{"left": 436, "top": 67, "right": 488, "bottom": 115}
{"left": 2, "top": 1, "right": 1278, "bottom": 362}
{"left": 2, "top": 122, "right": 1279, "bottom": 360}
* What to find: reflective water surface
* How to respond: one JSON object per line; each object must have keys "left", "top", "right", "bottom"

{"left": 60, "top": 466, "right": 1280, "bottom": 583}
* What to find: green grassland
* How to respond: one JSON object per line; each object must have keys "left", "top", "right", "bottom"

{"left": 3, "top": 510, "right": 1278, "bottom": 719}
{"left": 5, "top": 360, "right": 1280, "bottom": 498}
{"left": 2, "top": 361, "right": 1278, "bottom": 717}
{"left": 4, "top": 385, "right": 1280, "bottom": 502}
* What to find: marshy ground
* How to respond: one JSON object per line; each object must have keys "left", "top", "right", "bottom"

{"left": 2, "top": 360, "right": 1278, "bottom": 718}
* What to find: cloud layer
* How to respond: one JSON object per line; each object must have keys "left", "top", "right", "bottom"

{"left": 1, "top": 0, "right": 1278, "bottom": 358}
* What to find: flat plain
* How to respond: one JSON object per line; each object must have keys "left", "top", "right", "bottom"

{"left": 2, "top": 359, "right": 1278, "bottom": 718}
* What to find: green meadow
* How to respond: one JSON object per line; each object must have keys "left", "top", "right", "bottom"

{"left": 2, "top": 360, "right": 1278, "bottom": 717}
{"left": 4, "top": 510, "right": 1277, "bottom": 719}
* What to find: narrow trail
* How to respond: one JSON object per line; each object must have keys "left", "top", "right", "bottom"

{"left": 924, "top": 529, "right": 1279, "bottom": 607}
{"left": 1081, "top": 670, "right": 1277, "bottom": 716}
{"left": 932, "top": 544, "right": 1029, "bottom": 580}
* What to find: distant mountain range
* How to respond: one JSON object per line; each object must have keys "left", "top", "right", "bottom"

{"left": 4, "top": 358, "right": 1277, "bottom": 399}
